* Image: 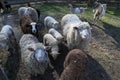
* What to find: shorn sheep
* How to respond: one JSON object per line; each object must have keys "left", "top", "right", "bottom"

{"left": 19, "top": 34, "right": 50, "bottom": 75}
{"left": 43, "top": 33, "right": 59, "bottom": 60}
{"left": 68, "top": 4, "right": 87, "bottom": 17}
{"left": 59, "top": 49, "right": 88, "bottom": 80}
{"left": 44, "top": 16, "right": 59, "bottom": 30}
{"left": 49, "top": 28, "right": 63, "bottom": 43}
{"left": 93, "top": 2, "right": 107, "bottom": 21}
{"left": 0, "top": 25, "right": 15, "bottom": 50}
{"left": 61, "top": 14, "right": 91, "bottom": 50}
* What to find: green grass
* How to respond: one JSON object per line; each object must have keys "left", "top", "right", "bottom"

{"left": 34, "top": 3, "right": 120, "bottom": 28}
{"left": 7, "top": 3, "right": 120, "bottom": 28}
{"left": 33, "top": 3, "right": 70, "bottom": 15}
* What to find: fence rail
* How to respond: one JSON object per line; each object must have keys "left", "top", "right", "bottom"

{"left": 2, "top": 0, "right": 120, "bottom": 9}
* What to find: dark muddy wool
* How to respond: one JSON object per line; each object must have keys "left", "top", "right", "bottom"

{"left": 59, "top": 49, "right": 88, "bottom": 80}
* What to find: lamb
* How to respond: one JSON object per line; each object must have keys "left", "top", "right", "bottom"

{"left": 59, "top": 49, "right": 88, "bottom": 80}
{"left": 93, "top": 2, "right": 107, "bottom": 21}
{"left": 61, "top": 14, "right": 91, "bottom": 50}
{"left": 19, "top": 34, "right": 50, "bottom": 75}
{"left": 68, "top": 4, "right": 87, "bottom": 17}
{"left": 49, "top": 28, "right": 63, "bottom": 43}
{"left": 0, "top": 25, "right": 15, "bottom": 50}
{"left": 20, "top": 16, "right": 39, "bottom": 37}
{"left": 18, "top": 7, "right": 40, "bottom": 36}
{"left": 43, "top": 33, "right": 59, "bottom": 59}
{"left": 44, "top": 16, "right": 59, "bottom": 30}
{"left": 18, "top": 7, "right": 39, "bottom": 22}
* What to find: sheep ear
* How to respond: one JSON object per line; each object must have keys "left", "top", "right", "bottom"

{"left": 28, "top": 48, "right": 35, "bottom": 52}
{"left": 73, "top": 27, "right": 78, "bottom": 30}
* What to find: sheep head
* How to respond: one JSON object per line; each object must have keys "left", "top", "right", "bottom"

{"left": 77, "top": 22, "right": 91, "bottom": 40}
{"left": 27, "top": 44, "right": 50, "bottom": 63}
{"left": 52, "top": 22, "right": 59, "bottom": 29}
{"left": 68, "top": 4, "right": 73, "bottom": 8}
{"left": 93, "top": 2, "right": 101, "bottom": 9}
{"left": 30, "top": 22, "right": 37, "bottom": 33}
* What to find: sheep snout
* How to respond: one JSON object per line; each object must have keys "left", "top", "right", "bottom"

{"left": 30, "top": 22, "right": 37, "bottom": 33}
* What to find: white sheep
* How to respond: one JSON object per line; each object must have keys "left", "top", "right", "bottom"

{"left": 68, "top": 4, "right": 87, "bottom": 17}
{"left": 93, "top": 2, "right": 107, "bottom": 21}
{"left": 0, "top": 25, "right": 15, "bottom": 50}
{"left": 49, "top": 28, "right": 63, "bottom": 43}
{"left": 19, "top": 34, "right": 50, "bottom": 75}
{"left": 61, "top": 14, "right": 82, "bottom": 38}
{"left": 61, "top": 14, "right": 91, "bottom": 50}
{"left": 44, "top": 16, "right": 59, "bottom": 30}
{"left": 18, "top": 7, "right": 38, "bottom": 22}
{"left": 61, "top": 14, "right": 81, "bottom": 28}
{"left": 43, "top": 33, "right": 60, "bottom": 59}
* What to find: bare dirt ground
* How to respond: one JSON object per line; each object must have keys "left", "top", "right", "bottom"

{"left": 0, "top": 11, "right": 120, "bottom": 80}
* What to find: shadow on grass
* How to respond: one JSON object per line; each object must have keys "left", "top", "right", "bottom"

{"left": 102, "top": 21, "right": 120, "bottom": 48}
{"left": 107, "top": 7, "right": 120, "bottom": 18}
{"left": 86, "top": 54, "right": 112, "bottom": 80}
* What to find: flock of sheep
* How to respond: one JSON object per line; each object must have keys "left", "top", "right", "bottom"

{"left": 0, "top": 1, "right": 107, "bottom": 80}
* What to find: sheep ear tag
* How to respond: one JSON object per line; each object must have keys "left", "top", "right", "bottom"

{"left": 28, "top": 48, "right": 35, "bottom": 52}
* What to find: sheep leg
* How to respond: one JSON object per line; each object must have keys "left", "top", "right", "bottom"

{"left": 0, "top": 65, "right": 9, "bottom": 80}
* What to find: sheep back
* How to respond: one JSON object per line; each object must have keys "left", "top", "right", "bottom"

{"left": 61, "top": 14, "right": 81, "bottom": 27}
{"left": 0, "top": 25, "right": 14, "bottom": 38}
{"left": 61, "top": 14, "right": 81, "bottom": 37}
{"left": 0, "top": 33, "right": 9, "bottom": 50}
{"left": 0, "top": 25, "right": 17, "bottom": 54}
{"left": 18, "top": 7, "right": 38, "bottom": 22}
{"left": 43, "top": 33, "right": 58, "bottom": 46}
{"left": 44, "top": 16, "right": 59, "bottom": 30}
{"left": 49, "top": 28, "right": 63, "bottom": 43}
{"left": 43, "top": 33, "right": 59, "bottom": 59}
{"left": 59, "top": 49, "right": 88, "bottom": 80}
